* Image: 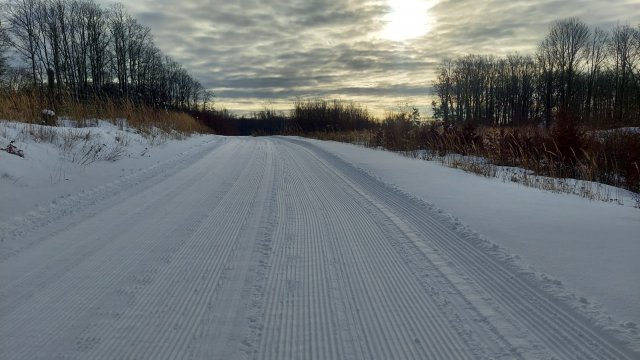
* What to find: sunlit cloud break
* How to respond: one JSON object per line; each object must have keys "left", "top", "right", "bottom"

{"left": 380, "top": 0, "right": 438, "bottom": 42}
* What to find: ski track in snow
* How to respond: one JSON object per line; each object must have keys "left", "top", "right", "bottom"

{"left": 0, "top": 137, "right": 637, "bottom": 359}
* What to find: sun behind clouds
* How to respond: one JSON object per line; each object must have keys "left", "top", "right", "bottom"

{"left": 381, "top": 0, "right": 437, "bottom": 42}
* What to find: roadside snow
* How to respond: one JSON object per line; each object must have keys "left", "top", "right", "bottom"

{"left": 303, "top": 137, "right": 640, "bottom": 329}
{"left": 0, "top": 120, "right": 211, "bottom": 221}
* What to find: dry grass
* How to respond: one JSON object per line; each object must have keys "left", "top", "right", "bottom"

{"left": 306, "top": 122, "right": 640, "bottom": 202}
{"left": 311, "top": 130, "right": 379, "bottom": 147}
{"left": 0, "top": 90, "right": 42, "bottom": 121}
{"left": 0, "top": 91, "right": 209, "bottom": 135}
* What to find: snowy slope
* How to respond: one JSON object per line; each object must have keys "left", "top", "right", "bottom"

{"left": 0, "top": 120, "right": 212, "bottom": 220}
{"left": 1, "top": 133, "right": 638, "bottom": 359}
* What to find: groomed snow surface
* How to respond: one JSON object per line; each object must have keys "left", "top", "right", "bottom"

{"left": 1, "top": 123, "right": 638, "bottom": 359}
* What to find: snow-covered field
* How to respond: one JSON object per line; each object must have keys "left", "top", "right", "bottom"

{"left": 1, "top": 124, "right": 638, "bottom": 359}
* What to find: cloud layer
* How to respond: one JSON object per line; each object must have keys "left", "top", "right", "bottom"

{"left": 99, "top": 0, "right": 640, "bottom": 114}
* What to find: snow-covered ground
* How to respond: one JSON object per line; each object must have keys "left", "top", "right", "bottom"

{"left": 0, "top": 120, "right": 212, "bottom": 219}
{"left": 303, "top": 137, "right": 640, "bottom": 330}
{"left": 1, "top": 126, "right": 638, "bottom": 359}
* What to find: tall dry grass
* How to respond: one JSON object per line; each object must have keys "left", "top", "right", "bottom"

{"left": 0, "top": 90, "right": 209, "bottom": 135}
{"left": 0, "top": 90, "right": 42, "bottom": 122}
{"left": 306, "top": 121, "right": 640, "bottom": 197}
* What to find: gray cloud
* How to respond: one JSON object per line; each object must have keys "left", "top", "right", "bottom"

{"left": 99, "top": 0, "right": 640, "bottom": 114}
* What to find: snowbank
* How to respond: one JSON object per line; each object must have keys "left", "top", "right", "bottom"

{"left": 0, "top": 120, "right": 211, "bottom": 220}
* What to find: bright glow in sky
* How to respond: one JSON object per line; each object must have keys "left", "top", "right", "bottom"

{"left": 381, "top": 0, "right": 436, "bottom": 42}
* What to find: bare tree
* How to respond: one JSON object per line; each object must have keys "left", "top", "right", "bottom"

{"left": 584, "top": 27, "right": 608, "bottom": 122}
{"left": 84, "top": 0, "right": 110, "bottom": 93}
{"left": 635, "top": 25, "right": 640, "bottom": 121}
{"left": 109, "top": 3, "right": 129, "bottom": 97}
{"left": 537, "top": 37, "right": 556, "bottom": 127}
{"left": 543, "top": 18, "right": 590, "bottom": 113}
{"left": 0, "top": 17, "right": 10, "bottom": 79}
{"left": 432, "top": 60, "right": 454, "bottom": 125}
{"left": 203, "top": 89, "right": 214, "bottom": 112}
{"left": 609, "top": 24, "right": 638, "bottom": 123}
{"left": 6, "top": 0, "right": 42, "bottom": 89}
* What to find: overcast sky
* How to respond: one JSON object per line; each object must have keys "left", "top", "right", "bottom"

{"left": 99, "top": 0, "right": 640, "bottom": 115}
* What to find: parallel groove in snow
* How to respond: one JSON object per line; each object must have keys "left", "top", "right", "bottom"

{"left": 285, "top": 138, "right": 638, "bottom": 360}
{"left": 257, "top": 143, "right": 477, "bottom": 359}
{"left": 294, "top": 144, "right": 480, "bottom": 359}
{"left": 259, "top": 144, "right": 345, "bottom": 359}
{"left": 90, "top": 140, "right": 271, "bottom": 359}
{"left": 0, "top": 138, "right": 224, "bottom": 259}
{"left": 0, "top": 141, "right": 244, "bottom": 359}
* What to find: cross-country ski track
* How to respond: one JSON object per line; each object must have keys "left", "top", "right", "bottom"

{"left": 0, "top": 137, "right": 637, "bottom": 359}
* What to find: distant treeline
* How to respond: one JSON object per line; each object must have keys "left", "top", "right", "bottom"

{"left": 432, "top": 18, "right": 640, "bottom": 128}
{"left": 0, "top": 0, "right": 211, "bottom": 112}
{"left": 188, "top": 108, "right": 287, "bottom": 136}
{"left": 191, "top": 99, "right": 378, "bottom": 136}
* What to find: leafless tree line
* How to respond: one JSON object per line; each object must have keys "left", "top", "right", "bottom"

{"left": 432, "top": 18, "right": 640, "bottom": 128}
{"left": 0, "top": 14, "right": 10, "bottom": 78}
{"left": 0, "top": 0, "right": 213, "bottom": 111}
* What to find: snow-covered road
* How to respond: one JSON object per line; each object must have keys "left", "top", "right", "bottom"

{"left": 1, "top": 137, "right": 637, "bottom": 359}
